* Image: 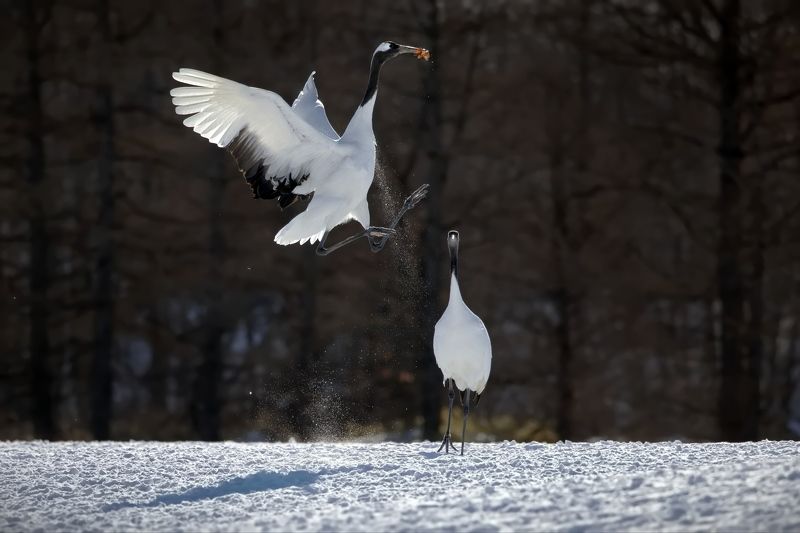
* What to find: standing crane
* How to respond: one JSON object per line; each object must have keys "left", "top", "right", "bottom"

{"left": 434, "top": 231, "right": 492, "bottom": 455}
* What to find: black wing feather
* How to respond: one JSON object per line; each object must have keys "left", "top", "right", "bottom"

{"left": 228, "top": 128, "right": 310, "bottom": 210}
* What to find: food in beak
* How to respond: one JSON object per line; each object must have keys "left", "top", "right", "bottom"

{"left": 415, "top": 48, "right": 431, "bottom": 61}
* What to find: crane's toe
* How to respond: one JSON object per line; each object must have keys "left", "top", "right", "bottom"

{"left": 437, "top": 433, "right": 456, "bottom": 454}
{"left": 403, "top": 183, "right": 430, "bottom": 210}
{"left": 367, "top": 227, "right": 396, "bottom": 239}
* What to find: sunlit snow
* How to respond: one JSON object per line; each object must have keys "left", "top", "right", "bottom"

{"left": 1, "top": 440, "right": 798, "bottom": 531}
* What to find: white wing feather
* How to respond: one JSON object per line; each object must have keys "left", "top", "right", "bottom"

{"left": 170, "top": 68, "right": 337, "bottom": 185}
{"left": 291, "top": 72, "right": 340, "bottom": 140}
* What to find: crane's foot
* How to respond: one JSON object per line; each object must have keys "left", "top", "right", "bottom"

{"left": 403, "top": 183, "right": 430, "bottom": 211}
{"left": 366, "top": 226, "right": 396, "bottom": 252}
{"left": 437, "top": 433, "right": 456, "bottom": 454}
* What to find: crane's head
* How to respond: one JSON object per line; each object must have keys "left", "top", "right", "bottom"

{"left": 447, "top": 230, "right": 459, "bottom": 260}
{"left": 361, "top": 41, "right": 430, "bottom": 106}
{"left": 373, "top": 41, "right": 430, "bottom": 64}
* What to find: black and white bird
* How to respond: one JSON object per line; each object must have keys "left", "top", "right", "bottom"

{"left": 434, "top": 231, "right": 492, "bottom": 455}
{"left": 170, "top": 41, "right": 431, "bottom": 255}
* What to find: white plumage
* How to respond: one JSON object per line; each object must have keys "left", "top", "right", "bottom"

{"left": 169, "top": 42, "right": 430, "bottom": 254}
{"left": 434, "top": 273, "right": 492, "bottom": 394}
{"left": 291, "top": 72, "right": 340, "bottom": 141}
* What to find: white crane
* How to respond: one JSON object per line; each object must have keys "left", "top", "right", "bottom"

{"left": 433, "top": 231, "right": 492, "bottom": 455}
{"left": 170, "top": 41, "right": 430, "bottom": 255}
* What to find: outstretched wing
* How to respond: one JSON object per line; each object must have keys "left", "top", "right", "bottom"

{"left": 170, "top": 68, "right": 337, "bottom": 205}
{"left": 291, "top": 72, "right": 340, "bottom": 141}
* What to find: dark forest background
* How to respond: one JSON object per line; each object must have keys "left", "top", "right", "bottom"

{"left": 2, "top": 0, "right": 800, "bottom": 443}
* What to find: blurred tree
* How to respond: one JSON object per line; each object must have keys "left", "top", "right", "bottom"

{"left": 89, "top": 0, "right": 116, "bottom": 440}
{"left": 546, "top": 2, "right": 594, "bottom": 441}
{"left": 21, "top": 0, "right": 57, "bottom": 440}
{"left": 2, "top": 0, "right": 799, "bottom": 443}
{"left": 588, "top": 0, "right": 800, "bottom": 440}
{"left": 190, "top": 0, "right": 227, "bottom": 443}
{"left": 415, "top": 0, "right": 447, "bottom": 441}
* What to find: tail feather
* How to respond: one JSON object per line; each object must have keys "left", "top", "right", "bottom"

{"left": 274, "top": 210, "right": 327, "bottom": 246}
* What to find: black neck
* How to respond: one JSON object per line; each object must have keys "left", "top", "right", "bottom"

{"left": 360, "top": 55, "right": 385, "bottom": 107}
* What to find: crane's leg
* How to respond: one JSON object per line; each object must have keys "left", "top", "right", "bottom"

{"left": 369, "top": 184, "right": 430, "bottom": 253}
{"left": 460, "top": 389, "right": 472, "bottom": 456}
{"left": 437, "top": 378, "right": 456, "bottom": 453}
{"left": 315, "top": 227, "right": 395, "bottom": 256}
{"left": 315, "top": 184, "right": 429, "bottom": 256}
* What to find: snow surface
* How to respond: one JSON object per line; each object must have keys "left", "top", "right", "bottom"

{"left": 1, "top": 440, "right": 799, "bottom": 532}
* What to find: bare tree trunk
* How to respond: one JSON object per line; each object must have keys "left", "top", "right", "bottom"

{"left": 192, "top": 0, "right": 227, "bottom": 441}
{"left": 90, "top": 0, "right": 117, "bottom": 440}
{"left": 192, "top": 153, "right": 224, "bottom": 440}
{"left": 544, "top": 89, "right": 572, "bottom": 438}
{"left": 553, "top": 4, "right": 591, "bottom": 441}
{"left": 550, "top": 147, "right": 574, "bottom": 441}
{"left": 145, "top": 305, "right": 168, "bottom": 411}
{"left": 141, "top": 68, "right": 168, "bottom": 415}
{"left": 24, "top": 0, "right": 56, "bottom": 440}
{"left": 194, "top": 301, "right": 223, "bottom": 440}
{"left": 715, "top": 0, "right": 756, "bottom": 441}
{"left": 744, "top": 169, "right": 765, "bottom": 437}
{"left": 417, "top": 0, "right": 446, "bottom": 440}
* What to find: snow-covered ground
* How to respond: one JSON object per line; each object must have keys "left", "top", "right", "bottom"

{"left": 1, "top": 440, "right": 798, "bottom": 532}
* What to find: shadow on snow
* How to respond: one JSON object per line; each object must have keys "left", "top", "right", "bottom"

{"left": 103, "top": 465, "right": 371, "bottom": 511}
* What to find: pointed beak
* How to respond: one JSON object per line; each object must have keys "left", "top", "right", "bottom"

{"left": 448, "top": 231, "right": 459, "bottom": 274}
{"left": 398, "top": 45, "right": 430, "bottom": 61}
